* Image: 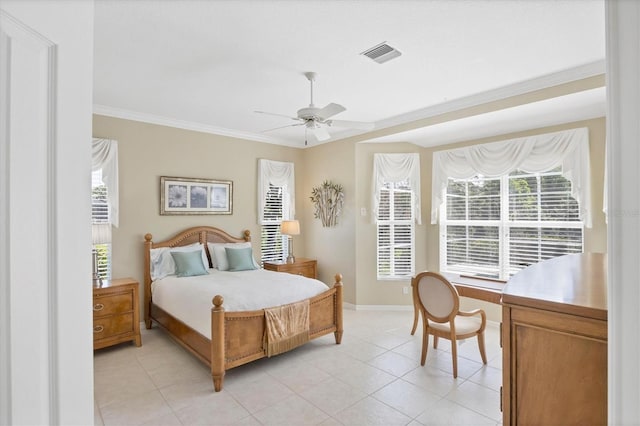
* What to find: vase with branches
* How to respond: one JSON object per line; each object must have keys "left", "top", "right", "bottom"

{"left": 310, "top": 181, "right": 344, "bottom": 227}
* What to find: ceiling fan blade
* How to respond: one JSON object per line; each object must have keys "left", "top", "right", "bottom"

{"left": 315, "top": 103, "right": 346, "bottom": 120}
{"left": 327, "top": 119, "right": 375, "bottom": 131}
{"left": 309, "top": 126, "right": 331, "bottom": 141}
{"left": 261, "top": 122, "right": 305, "bottom": 133}
{"left": 254, "top": 110, "right": 300, "bottom": 121}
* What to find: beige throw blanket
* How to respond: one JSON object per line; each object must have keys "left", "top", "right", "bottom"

{"left": 264, "top": 300, "right": 310, "bottom": 357}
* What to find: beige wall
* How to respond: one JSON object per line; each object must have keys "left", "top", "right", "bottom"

{"left": 350, "top": 117, "right": 607, "bottom": 320}
{"left": 92, "top": 115, "right": 306, "bottom": 310}
{"left": 300, "top": 140, "right": 357, "bottom": 303}
{"left": 94, "top": 113, "right": 606, "bottom": 321}
{"left": 354, "top": 142, "right": 426, "bottom": 307}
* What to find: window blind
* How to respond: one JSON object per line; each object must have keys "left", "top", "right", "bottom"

{"left": 260, "top": 184, "right": 288, "bottom": 263}
{"left": 377, "top": 181, "right": 414, "bottom": 279}
{"left": 92, "top": 169, "right": 111, "bottom": 279}
{"left": 441, "top": 168, "right": 583, "bottom": 280}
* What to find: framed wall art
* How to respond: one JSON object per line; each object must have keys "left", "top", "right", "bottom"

{"left": 160, "top": 176, "right": 233, "bottom": 215}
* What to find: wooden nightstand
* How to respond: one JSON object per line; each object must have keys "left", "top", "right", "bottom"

{"left": 263, "top": 258, "right": 317, "bottom": 279}
{"left": 93, "top": 277, "right": 142, "bottom": 350}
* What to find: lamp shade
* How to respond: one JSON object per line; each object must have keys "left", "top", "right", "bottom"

{"left": 280, "top": 220, "right": 300, "bottom": 236}
{"left": 92, "top": 223, "right": 112, "bottom": 244}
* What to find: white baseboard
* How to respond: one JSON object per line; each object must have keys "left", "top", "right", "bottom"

{"left": 343, "top": 302, "right": 413, "bottom": 311}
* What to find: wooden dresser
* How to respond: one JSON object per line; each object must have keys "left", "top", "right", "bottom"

{"left": 263, "top": 258, "right": 317, "bottom": 279}
{"left": 501, "top": 253, "right": 607, "bottom": 425}
{"left": 93, "top": 277, "right": 142, "bottom": 350}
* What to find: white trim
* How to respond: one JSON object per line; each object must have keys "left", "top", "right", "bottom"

{"left": 0, "top": 11, "right": 60, "bottom": 424}
{"left": 351, "top": 304, "right": 414, "bottom": 311}
{"left": 606, "top": 1, "right": 640, "bottom": 424}
{"left": 45, "top": 42, "right": 59, "bottom": 426}
{"left": 92, "top": 105, "right": 301, "bottom": 147}
{"left": 375, "top": 61, "right": 605, "bottom": 131}
{"left": 1, "top": 4, "right": 94, "bottom": 423}
{"left": 93, "top": 61, "right": 605, "bottom": 149}
{"left": 0, "top": 16, "right": 12, "bottom": 426}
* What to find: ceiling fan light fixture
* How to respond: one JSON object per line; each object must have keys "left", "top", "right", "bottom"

{"left": 360, "top": 41, "right": 402, "bottom": 64}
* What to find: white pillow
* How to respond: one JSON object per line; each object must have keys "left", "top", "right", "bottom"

{"left": 150, "top": 243, "right": 208, "bottom": 280}
{"left": 208, "top": 242, "right": 259, "bottom": 271}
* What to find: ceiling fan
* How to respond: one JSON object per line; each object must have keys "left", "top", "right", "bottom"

{"left": 255, "top": 72, "right": 374, "bottom": 144}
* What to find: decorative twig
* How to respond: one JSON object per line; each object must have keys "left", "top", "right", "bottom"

{"left": 310, "top": 181, "right": 344, "bottom": 227}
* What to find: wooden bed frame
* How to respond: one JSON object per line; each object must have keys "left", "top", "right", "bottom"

{"left": 143, "top": 226, "right": 343, "bottom": 392}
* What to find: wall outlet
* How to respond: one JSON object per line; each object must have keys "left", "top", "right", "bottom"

{"left": 402, "top": 286, "right": 409, "bottom": 295}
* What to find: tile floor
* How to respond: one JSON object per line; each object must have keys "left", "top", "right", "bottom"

{"left": 94, "top": 309, "right": 502, "bottom": 425}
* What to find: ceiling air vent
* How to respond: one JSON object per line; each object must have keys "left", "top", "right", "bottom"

{"left": 360, "top": 42, "right": 402, "bottom": 64}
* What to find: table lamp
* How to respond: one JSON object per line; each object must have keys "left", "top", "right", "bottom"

{"left": 280, "top": 220, "right": 300, "bottom": 264}
{"left": 92, "top": 223, "right": 111, "bottom": 287}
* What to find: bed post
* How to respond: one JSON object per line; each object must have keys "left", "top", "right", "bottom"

{"left": 143, "top": 233, "right": 153, "bottom": 329}
{"left": 334, "top": 274, "right": 343, "bottom": 344}
{"left": 211, "top": 295, "right": 225, "bottom": 392}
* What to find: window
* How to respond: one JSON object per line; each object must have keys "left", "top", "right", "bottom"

{"left": 377, "top": 180, "right": 415, "bottom": 279}
{"left": 441, "top": 168, "right": 583, "bottom": 280}
{"left": 260, "top": 184, "right": 288, "bottom": 263}
{"left": 372, "top": 153, "right": 421, "bottom": 280}
{"left": 92, "top": 169, "right": 111, "bottom": 280}
{"left": 258, "top": 159, "right": 294, "bottom": 264}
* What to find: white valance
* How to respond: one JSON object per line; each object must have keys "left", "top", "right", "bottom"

{"left": 92, "top": 138, "right": 119, "bottom": 227}
{"left": 258, "top": 159, "right": 295, "bottom": 224}
{"left": 431, "top": 127, "right": 592, "bottom": 227}
{"left": 371, "top": 153, "right": 422, "bottom": 224}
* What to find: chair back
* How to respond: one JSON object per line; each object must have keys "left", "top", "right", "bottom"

{"left": 413, "top": 272, "right": 459, "bottom": 323}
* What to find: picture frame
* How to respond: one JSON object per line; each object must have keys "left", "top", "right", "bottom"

{"left": 160, "top": 176, "right": 233, "bottom": 215}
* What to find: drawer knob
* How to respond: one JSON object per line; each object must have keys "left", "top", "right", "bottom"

{"left": 93, "top": 303, "right": 104, "bottom": 311}
{"left": 93, "top": 325, "right": 104, "bottom": 333}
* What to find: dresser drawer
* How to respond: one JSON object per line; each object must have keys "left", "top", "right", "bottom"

{"left": 93, "top": 291, "right": 133, "bottom": 318}
{"left": 93, "top": 313, "right": 134, "bottom": 340}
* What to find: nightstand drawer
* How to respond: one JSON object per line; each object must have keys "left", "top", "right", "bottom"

{"left": 93, "top": 291, "right": 133, "bottom": 318}
{"left": 93, "top": 278, "right": 142, "bottom": 350}
{"left": 93, "top": 313, "right": 134, "bottom": 339}
{"left": 285, "top": 264, "right": 314, "bottom": 277}
{"left": 263, "top": 258, "right": 317, "bottom": 279}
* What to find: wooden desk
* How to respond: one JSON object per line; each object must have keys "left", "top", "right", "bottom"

{"left": 445, "top": 273, "right": 504, "bottom": 304}
{"left": 501, "top": 253, "right": 607, "bottom": 425}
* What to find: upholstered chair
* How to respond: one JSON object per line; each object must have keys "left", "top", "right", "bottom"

{"left": 412, "top": 271, "right": 487, "bottom": 378}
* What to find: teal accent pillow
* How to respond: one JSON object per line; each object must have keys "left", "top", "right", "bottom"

{"left": 170, "top": 250, "right": 208, "bottom": 277}
{"left": 226, "top": 247, "right": 258, "bottom": 272}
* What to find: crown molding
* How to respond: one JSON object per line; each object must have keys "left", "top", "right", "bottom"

{"left": 92, "top": 105, "right": 301, "bottom": 147}
{"left": 373, "top": 60, "right": 606, "bottom": 132}
{"left": 95, "top": 61, "right": 605, "bottom": 149}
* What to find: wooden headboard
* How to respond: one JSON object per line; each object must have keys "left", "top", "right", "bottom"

{"left": 143, "top": 226, "right": 251, "bottom": 327}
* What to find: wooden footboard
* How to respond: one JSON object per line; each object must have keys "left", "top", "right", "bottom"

{"left": 210, "top": 274, "right": 343, "bottom": 391}
{"left": 144, "top": 226, "right": 344, "bottom": 392}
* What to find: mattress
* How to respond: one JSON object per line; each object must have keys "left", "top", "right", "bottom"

{"left": 151, "top": 268, "right": 330, "bottom": 338}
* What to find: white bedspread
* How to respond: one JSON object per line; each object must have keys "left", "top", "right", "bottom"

{"left": 151, "top": 269, "right": 330, "bottom": 339}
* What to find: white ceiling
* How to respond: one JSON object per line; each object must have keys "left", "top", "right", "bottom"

{"left": 93, "top": 0, "right": 606, "bottom": 148}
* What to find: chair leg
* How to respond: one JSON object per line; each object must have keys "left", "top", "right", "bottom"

{"left": 451, "top": 338, "right": 458, "bottom": 378}
{"left": 421, "top": 321, "right": 429, "bottom": 366}
{"left": 433, "top": 335, "right": 438, "bottom": 349}
{"left": 477, "top": 331, "right": 488, "bottom": 364}
{"left": 411, "top": 302, "right": 418, "bottom": 335}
